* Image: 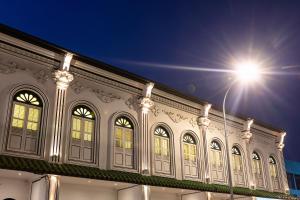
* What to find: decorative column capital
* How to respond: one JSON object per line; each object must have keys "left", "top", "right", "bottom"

{"left": 53, "top": 70, "right": 74, "bottom": 90}
{"left": 197, "top": 117, "right": 211, "bottom": 127}
{"left": 277, "top": 131, "right": 286, "bottom": 151}
{"left": 139, "top": 97, "right": 154, "bottom": 113}
{"left": 242, "top": 118, "right": 254, "bottom": 142}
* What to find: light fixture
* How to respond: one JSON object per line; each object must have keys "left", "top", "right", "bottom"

{"left": 234, "top": 59, "right": 262, "bottom": 83}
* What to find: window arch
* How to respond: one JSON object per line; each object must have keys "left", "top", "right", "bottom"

{"left": 69, "top": 105, "right": 96, "bottom": 163}
{"left": 231, "top": 146, "right": 245, "bottom": 186}
{"left": 269, "top": 156, "right": 280, "bottom": 190}
{"left": 154, "top": 126, "right": 171, "bottom": 174}
{"left": 210, "top": 140, "right": 225, "bottom": 182}
{"left": 7, "top": 90, "right": 43, "bottom": 154}
{"left": 252, "top": 151, "right": 264, "bottom": 188}
{"left": 182, "top": 133, "right": 198, "bottom": 178}
{"left": 113, "top": 116, "right": 134, "bottom": 168}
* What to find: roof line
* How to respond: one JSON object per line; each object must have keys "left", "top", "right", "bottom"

{"left": 0, "top": 23, "right": 283, "bottom": 133}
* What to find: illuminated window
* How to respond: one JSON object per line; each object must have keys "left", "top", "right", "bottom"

{"left": 114, "top": 116, "right": 134, "bottom": 168}
{"left": 269, "top": 156, "right": 280, "bottom": 190}
{"left": 252, "top": 152, "right": 264, "bottom": 188}
{"left": 183, "top": 134, "right": 196, "bottom": 161}
{"left": 7, "top": 91, "right": 42, "bottom": 154}
{"left": 154, "top": 126, "right": 171, "bottom": 174}
{"left": 232, "top": 146, "right": 242, "bottom": 171}
{"left": 232, "top": 146, "right": 245, "bottom": 185}
{"left": 210, "top": 141, "right": 222, "bottom": 167}
{"left": 183, "top": 133, "right": 198, "bottom": 178}
{"left": 69, "top": 105, "right": 95, "bottom": 162}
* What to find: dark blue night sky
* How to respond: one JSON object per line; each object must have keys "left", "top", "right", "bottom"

{"left": 1, "top": 0, "right": 300, "bottom": 161}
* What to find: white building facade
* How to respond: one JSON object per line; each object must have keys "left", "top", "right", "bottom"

{"left": 0, "top": 24, "right": 292, "bottom": 200}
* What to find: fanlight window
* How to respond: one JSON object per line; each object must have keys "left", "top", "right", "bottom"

{"left": 7, "top": 91, "right": 42, "bottom": 154}
{"left": 154, "top": 126, "right": 169, "bottom": 137}
{"left": 114, "top": 116, "right": 134, "bottom": 168}
{"left": 154, "top": 126, "right": 171, "bottom": 174}
{"left": 232, "top": 146, "right": 241, "bottom": 155}
{"left": 115, "top": 117, "right": 132, "bottom": 128}
{"left": 69, "top": 105, "right": 95, "bottom": 163}
{"left": 211, "top": 141, "right": 221, "bottom": 151}
{"left": 252, "top": 152, "right": 260, "bottom": 160}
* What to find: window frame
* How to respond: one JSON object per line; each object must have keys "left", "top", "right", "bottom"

{"left": 181, "top": 132, "right": 200, "bottom": 180}
{"left": 65, "top": 102, "right": 100, "bottom": 167}
{"left": 4, "top": 86, "right": 48, "bottom": 159}
{"left": 209, "top": 139, "right": 226, "bottom": 183}
{"left": 252, "top": 151, "right": 265, "bottom": 189}
{"left": 109, "top": 112, "right": 138, "bottom": 173}
{"left": 151, "top": 123, "right": 175, "bottom": 178}
{"left": 68, "top": 105, "right": 96, "bottom": 164}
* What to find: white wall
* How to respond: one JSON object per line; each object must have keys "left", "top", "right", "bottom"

{"left": 60, "top": 183, "right": 117, "bottom": 200}
{"left": 151, "top": 191, "right": 180, "bottom": 200}
{"left": 0, "top": 177, "right": 30, "bottom": 200}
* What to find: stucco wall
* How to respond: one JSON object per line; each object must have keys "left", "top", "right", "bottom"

{"left": 0, "top": 177, "right": 30, "bottom": 200}
{"left": 60, "top": 183, "right": 117, "bottom": 200}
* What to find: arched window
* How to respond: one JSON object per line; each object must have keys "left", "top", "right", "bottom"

{"left": 210, "top": 140, "right": 224, "bottom": 182}
{"left": 269, "top": 156, "right": 280, "bottom": 190}
{"left": 69, "top": 105, "right": 95, "bottom": 163}
{"left": 114, "top": 116, "right": 134, "bottom": 168}
{"left": 7, "top": 91, "right": 42, "bottom": 154}
{"left": 183, "top": 133, "right": 198, "bottom": 178}
{"left": 232, "top": 146, "right": 245, "bottom": 186}
{"left": 252, "top": 152, "right": 264, "bottom": 188}
{"left": 154, "top": 126, "right": 171, "bottom": 174}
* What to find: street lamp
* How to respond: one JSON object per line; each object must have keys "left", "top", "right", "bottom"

{"left": 223, "top": 60, "right": 261, "bottom": 200}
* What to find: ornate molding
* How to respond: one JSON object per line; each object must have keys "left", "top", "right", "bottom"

{"left": 163, "top": 109, "right": 188, "bottom": 123}
{"left": 189, "top": 118, "right": 198, "bottom": 128}
{"left": 34, "top": 69, "right": 52, "bottom": 83}
{"left": 0, "top": 41, "right": 60, "bottom": 67}
{"left": 151, "top": 105, "right": 161, "bottom": 117}
{"left": 151, "top": 94, "right": 200, "bottom": 115}
{"left": 125, "top": 95, "right": 139, "bottom": 111}
{"left": 70, "top": 81, "right": 85, "bottom": 94}
{"left": 92, "top": 89, "right": 121, "bottom": 103}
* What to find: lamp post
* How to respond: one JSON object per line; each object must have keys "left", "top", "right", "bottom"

{"left": 223, "top": 60, "right": 261, "bottom": 200}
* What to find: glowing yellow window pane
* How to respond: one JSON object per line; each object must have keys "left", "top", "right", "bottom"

{"left": 154, "top": 137, "right": 161, "bottom": 155}
{"left": 190, "top": 145, "right": 196, "bottom": 161}
{"left": 161, "top": 139, "right": 169, "bottom": 156}
{"left": 72, "top": 131, "right": 80, "bottom": 139}
{"left": 115, "top": 128, "right": 122, "bottom": 147}
{"left": 28, "top": 108, "right": 39, "bottom": 122}
{"left": 125, "top": 130, "right": 133, "bottom": 149}
{"left": 12, "top": 104, "right": 25, "bottom": 128}
{"left": 72, "top": 118, "right": 81, "bottom": 131}
{"left": 84, "top": 121, "right": 93, "bottom": 133}
{"left": 184, "top": 144, "right": 189, "bottom": 160}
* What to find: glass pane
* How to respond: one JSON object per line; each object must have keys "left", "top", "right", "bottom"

{"left": 190, "top": 144, "right": 196, "bottom": 161}
{"left": 115, "top": 127, "right": 123, "bottom": 147}
{"left": 155, "top": 137, "right": 161, "bottom": 155}
{"left": 12, "top": 104, "right": 25, "bottom": 128}
{"left": 27, "top": 108, "right": 39, "bottom": 131}
{"left": 125, "top": 129, "right": 133, "bottom": 149}
{"left": 162, "top": 138, "right": 169, "bottom": 156}
{"left": 72, "top": 117, "right": 81, "bottom": 139}
{"left": 184, "top": 144, "right": 189, "bottom": 160}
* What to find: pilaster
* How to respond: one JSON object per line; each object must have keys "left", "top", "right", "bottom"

{"left": 241, "top": 118, "right": 254, "bottom": 189}
{"left": 276, "top": 131, "right": 289, "bottom": 193}
{"left": 138, "top": 83, "right": 154, "bottom": 175}
{"left": 50, "top": 53, "right": 74, "bottom": 163}
{"left": 197, "top": 103, "right": 211, "bottom": 182}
